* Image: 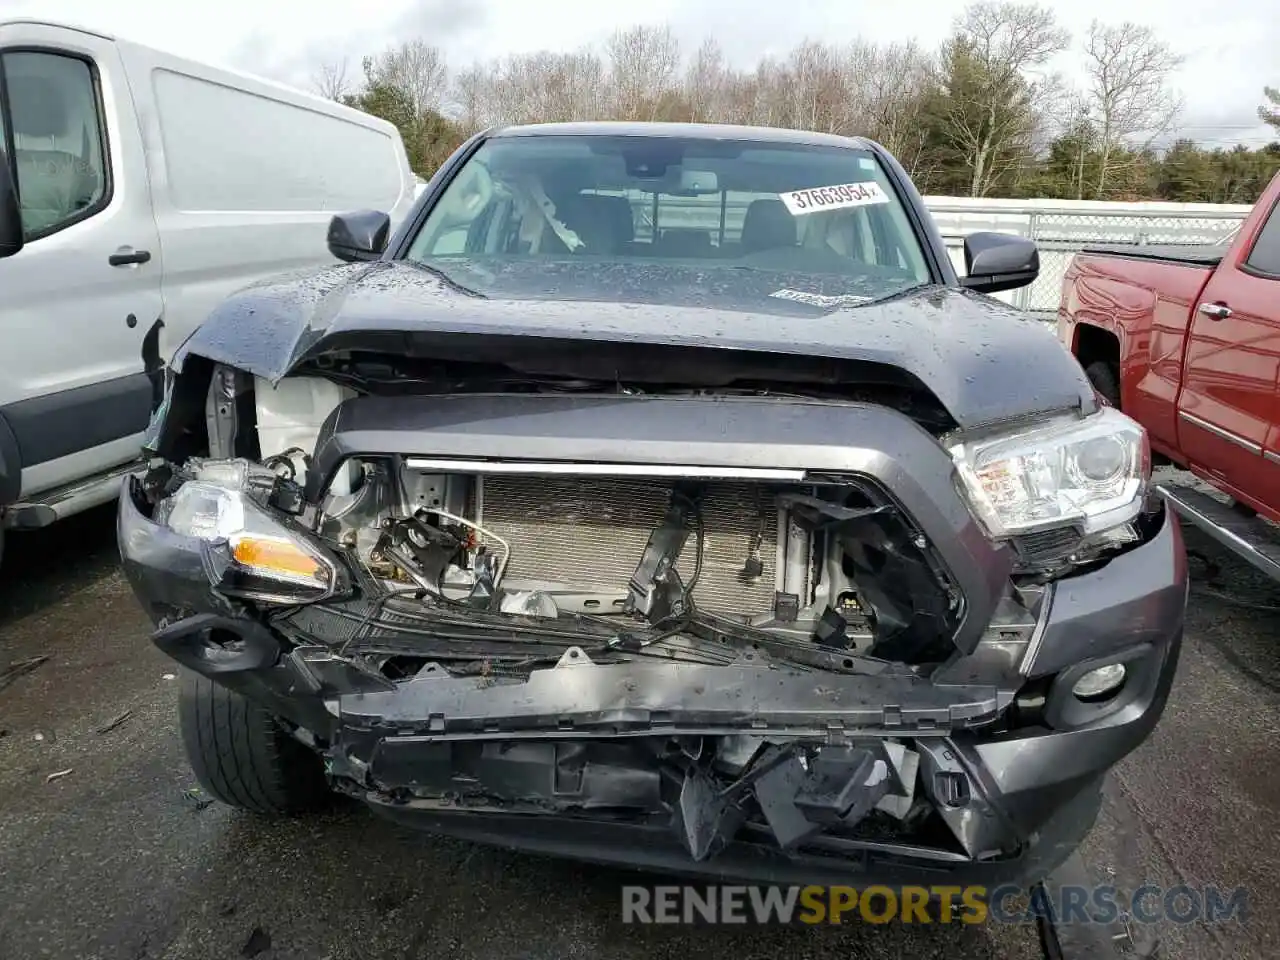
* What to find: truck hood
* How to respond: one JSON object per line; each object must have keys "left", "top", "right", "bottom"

{"left": 173, "top": 259, "right": 1094, "bottom": 431}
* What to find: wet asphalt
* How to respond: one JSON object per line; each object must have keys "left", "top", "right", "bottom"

{"left": 1, "top": 496, "right": 1278, "bottom": 960}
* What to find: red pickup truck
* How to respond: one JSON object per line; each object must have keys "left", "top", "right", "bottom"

{"left": 1059, "top": 170, "right": 1280, "bottom": 580}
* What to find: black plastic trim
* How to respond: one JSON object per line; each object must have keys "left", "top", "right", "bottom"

{"left": 153, "top": 613, "right": 282, "bottom": 675}
{"left": 1, "top": 371, "right": 152, "bottom": 467}
{"left": 360, "top": 768, "right": 1102, "bottom": 889}
{"left": 0, "top": 410, "right": 20, "bottom": 504}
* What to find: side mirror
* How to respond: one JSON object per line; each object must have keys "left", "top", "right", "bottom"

{"left": 0, "top": 152, "right": 23, "bottom": 259}
{"left": 327, "top": 210, "right": 390, "bottom": 263}
{"left": 959, "top": 232, "right": 1038, "bottom": 294}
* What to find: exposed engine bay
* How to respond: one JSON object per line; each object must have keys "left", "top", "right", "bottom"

{"left": 144, "top": 366, "right": 1101, "bottom": 688}
{"left": 184, "top": 449, "right": 973, "bottom": 673}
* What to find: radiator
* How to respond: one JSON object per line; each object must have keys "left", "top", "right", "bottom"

{"left": 475, "top": 476, "right": 781, "bottom": 620}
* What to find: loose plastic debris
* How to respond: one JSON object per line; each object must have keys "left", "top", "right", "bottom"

{"left": 96, "top": 710, "right": 134, "bottom": 735}
{"left": 0, "top": 655, "right": 50, "bottom": 693}
{"left": 182, "top": 787, "right": 215, "bottom": 811}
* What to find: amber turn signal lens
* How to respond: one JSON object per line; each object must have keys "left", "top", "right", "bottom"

{"left": 232, "top": 536, "right": 326, "bottom": 582}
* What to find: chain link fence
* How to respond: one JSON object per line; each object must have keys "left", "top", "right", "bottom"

{"left": 931, "top": 206, "right": 1249, "bottom": 318}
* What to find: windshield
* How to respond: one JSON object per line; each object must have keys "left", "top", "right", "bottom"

{"left": 404, "top": 133, "right": 932, "bottom": 304}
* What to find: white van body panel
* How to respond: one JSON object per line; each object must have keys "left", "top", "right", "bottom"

{"left": 114, "top": 36, "right": 415, "bottom": 363}
{"left": 0, "top": 18, "right": 415, "bottom": 519}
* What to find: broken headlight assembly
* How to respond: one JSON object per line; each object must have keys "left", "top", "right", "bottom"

{"left": 154, "top": 465, "right": 339, "bottom": 604}
{"left": 949, "top": 406, "right": 1150, "bottom": 540}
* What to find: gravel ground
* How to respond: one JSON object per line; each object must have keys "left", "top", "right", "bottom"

{"left": 1, "top": 490, "right": 1277, "bottom": 960}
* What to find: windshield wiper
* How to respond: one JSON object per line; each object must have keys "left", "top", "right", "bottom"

{"left": 403, "top": 259, "right": 487, "bottom": 299}
{"left": 855, "top": 281, "right": 937, "bottom": 307}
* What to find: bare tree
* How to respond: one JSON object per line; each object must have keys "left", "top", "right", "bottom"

{"left": 1057, "top": 93, "right": 1096, "bottom": 199}
{"left": 784, "top": 41, "right": 847, "bottom": 134}
{"left": 516, "top": 51, "right": 609, "bottom": 123}
{"left": 685, "top": 37, "right": 727, "bottom": 123}
{"left": 1082, "top": 21, "right": 1183, "bottom": 198}
{"left": 451, "top": 63, "right": 490, "bottom": 133}
{"left": 935, "top": 2, "right": 1070, "bottom": 196}
{"left": 367, "top": 39, "right": 450, "bottom": 117}
{"left": 846, "top": 40, "right": 937, "bottom": 174}
{"left": 456, "top": 51, "right": 609, "bottom": 126}
{"left": 606, "top": 24, "right": 680, "bottom": 120}
{"left": 312, "top": 59, "right": 351, "bottom": 101}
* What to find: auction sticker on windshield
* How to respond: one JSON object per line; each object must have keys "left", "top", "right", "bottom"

{"left": 770, "top": 289, "right": 871, "bottom": 307}
{"left": 780, "top": 181, "right": 890, "bottom": 215}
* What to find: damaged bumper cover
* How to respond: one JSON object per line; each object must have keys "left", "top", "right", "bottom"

{"left": 119, "top": 472, "right": 1186, "bottom": 887}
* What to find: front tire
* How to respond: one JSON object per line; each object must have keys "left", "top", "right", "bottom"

{"left": 1084, "top": 360, "right": 1121, "bottom": 409}
{"left": 178, "top": 670, "right": 330, "bottom": 814}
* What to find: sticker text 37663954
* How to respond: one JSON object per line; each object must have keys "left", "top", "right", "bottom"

{"left": 779, "top": 181, "right": 890, "bottom": 216}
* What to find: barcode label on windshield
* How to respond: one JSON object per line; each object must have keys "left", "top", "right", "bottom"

{"left": 779, "top": 181, "right": 889, "bottom": 215}
{"left": 770, "top": 289, "right": 871, "bottom": 307}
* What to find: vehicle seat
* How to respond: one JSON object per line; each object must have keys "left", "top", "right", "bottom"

{"left": 561, "top": 193, "right": 635, "bottom": 254}
{"left": 741, "top": 199, "right": 796, "bottom": 253}
{"left": 8, "top": 74, "right": 101, "bottom": 235}
{"left": 589, "top": 194, "right": 635, "bottom": 250}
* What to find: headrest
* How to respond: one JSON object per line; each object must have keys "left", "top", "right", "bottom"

{"left": 741, "top": 198, "right": 797, "bottom": 253}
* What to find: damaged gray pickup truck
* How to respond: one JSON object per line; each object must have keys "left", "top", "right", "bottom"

{"left": 118, "top": 122, "right": 1186, "bottom": 890}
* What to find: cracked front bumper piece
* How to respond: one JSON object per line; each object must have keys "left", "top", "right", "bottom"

{"left": 119, "top": 476, "right": 1186, "bottom": 888}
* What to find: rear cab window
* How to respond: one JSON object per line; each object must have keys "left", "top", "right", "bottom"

{"left": 0, "top": 49, "right": 110, "bottom": 241}
{"left": 405, "top": 132, "right": 932, "bottom": 306}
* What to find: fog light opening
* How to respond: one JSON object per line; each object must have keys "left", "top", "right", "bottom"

{"left": 1072, "top": 663, "right": 1127, "bottom": 702}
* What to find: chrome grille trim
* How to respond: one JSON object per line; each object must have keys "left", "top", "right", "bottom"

{"left": 405, "top": 458, "right": 807, "bottom": 481}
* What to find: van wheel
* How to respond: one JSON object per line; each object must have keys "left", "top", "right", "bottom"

{"left": 178, "top": 670, "right": 330, "bottom": 815}
{"left": 1084, "top": 360, "right": 1121, "bottom": 409}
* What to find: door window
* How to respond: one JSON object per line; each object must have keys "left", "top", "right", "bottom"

{"left": 0, "top": 50, "right": 109, "bottom": 240}
{"left": 1244, "top": 200, "right": 1280, "bottom": 278}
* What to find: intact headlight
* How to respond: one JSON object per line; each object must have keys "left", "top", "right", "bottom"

{"left": 157, "top": 477, "right": 337, "bottom": 603}
{"left": 949, "top": 406, "right": 1150, "bottom": 539}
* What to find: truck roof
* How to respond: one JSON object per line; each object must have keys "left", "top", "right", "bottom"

{"left": 491, "top": 120, "right": 876, "bottom": 151}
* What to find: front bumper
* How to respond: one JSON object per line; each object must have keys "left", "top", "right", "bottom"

{"left": 119, "top": 477, "right": 1186, "bottom": 888}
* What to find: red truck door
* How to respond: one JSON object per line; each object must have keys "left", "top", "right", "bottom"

{"left": 1176, "top": 195, "right": 1280, "bottom": 515}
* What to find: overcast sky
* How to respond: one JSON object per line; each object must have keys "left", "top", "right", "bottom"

{"left": 2, "top": 0, "right": 1275, "bottom": 147}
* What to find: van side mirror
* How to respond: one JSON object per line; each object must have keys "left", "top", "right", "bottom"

{"left": 327, "top": 210, "right": 390, "bottom": 263}
{"left": 0, "top": 153, "right": 23, "bottom": 259}
{"left": 959, "top": 232, "right": 1038, "bottom": 295}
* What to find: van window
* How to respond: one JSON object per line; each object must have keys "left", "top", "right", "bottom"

{"left": 0, "top": 51, "right": 109, "bottom": 240}
{"left": 152, "top": 69, "right": 403, "bottom": 213}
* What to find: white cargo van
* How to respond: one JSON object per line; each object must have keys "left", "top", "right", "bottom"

{"left": 0, "top": 19, "right": 418, "bottom": 562}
